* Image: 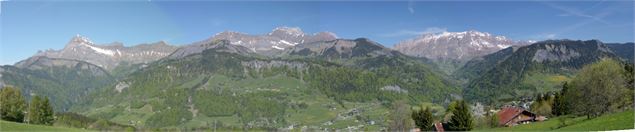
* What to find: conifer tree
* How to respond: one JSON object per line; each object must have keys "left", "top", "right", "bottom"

{"left": 27, "top": 96, "right": 42, "bottom": 124}
{"left": 412, "top": 105, "right": 433, "bottom": 130}
{"left": 447, "top": 100, "right": 473, "bottom": 131}
{"left": 552, "top": 82, "right": 569, "bottom": 116}
{"left": 27, "top": 95, "right": 54, "bottom": 125}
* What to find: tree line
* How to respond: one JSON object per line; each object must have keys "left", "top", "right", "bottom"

{"left": 388, "top": 100, "right": 475, "bottom": 131}
{"left": 551, "top": 59, "right": 633, "bottom": 118}
{"left": 0, "top": 86, "right": 54, "bottom": 125}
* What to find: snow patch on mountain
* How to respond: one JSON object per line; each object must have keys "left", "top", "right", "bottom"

{"left": 85, "top": 44, "right": 116, "bottom": 56}
{"left": 279, "top": 40, "right": 296, "bottom": 46}
{"left": 497, "top": 44, "right": 510, "bottom": 49}
{"left": 272, "top": 45, "right": 284, "bottom": 50}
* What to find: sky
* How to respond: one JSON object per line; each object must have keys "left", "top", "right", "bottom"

{"left": 1, "top": 1, "right": 633, "bottom": 65}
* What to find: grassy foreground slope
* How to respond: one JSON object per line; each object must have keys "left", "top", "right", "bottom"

{"left": 558, "top": 110, "right": 634, "bottom": 131}
{"left": 481, "top": 110, "right": 634, "bottom": 131}
{"left": 0, "top": 120, "right": 90, "bottom": 132}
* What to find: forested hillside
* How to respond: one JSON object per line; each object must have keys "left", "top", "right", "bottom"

{"left": 69, "top": 39, "right": 458, "bottom": 130}
{"left": 463, "top": 40, "right": 621, "bottom": 104}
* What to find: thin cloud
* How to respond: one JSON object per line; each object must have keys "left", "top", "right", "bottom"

{"left": 535, "top": 1, "right": 616, "bottom": 40}
{"left": 380, "top": 27, "right": 447, "bottom": 37}
{"left": 536, "top": 33, "right": 557, "bottom": 39}
{"left": 544, "top": 2, "right": 610, "bottom": 24}
{"left": 209, "top": 18, "right": 224, "bottom": 27}
{"left": 408, "top": 0, "right": 414, "bottom": 14}
{"left": 585, "top": 0, "right": 606, "bottom": 12}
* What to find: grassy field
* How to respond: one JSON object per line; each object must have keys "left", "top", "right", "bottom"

{"left": 558, "top": 110, "right": 635, "bottom": 131}
{"left": 480, "top": 110, "right": 634, "bottom": 131}
{"left": 522, "top": 73, "right": 571, "bottom": 94}
{"left": 0, "top": 120, "right": 91, "bottom": 132}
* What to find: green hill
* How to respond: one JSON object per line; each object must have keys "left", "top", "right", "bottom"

{"left": 0, "top": 120, "right": 90, "bottom": 132}
{"left": 0, "top": 57, "right": 115, "bottom": 111}
{"left": 480, "top": 110, "right": 634, "bottom": 131}
{"left": 558, "top": 110, "right": 635, "bottom": 131}
{"left": 463, "top": 40, "right": 620, "bottom": 104}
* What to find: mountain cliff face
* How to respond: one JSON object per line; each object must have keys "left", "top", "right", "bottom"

{"left": 285, "top": 38, "right": 400, "bottom": 59}
{"left": 463, "top": 40, "right": 620, "bottom": 103}
{"left": 167, "top": 40, "right": 255, "bottom": 59}
{"left": 31, "top": 35, "right": 178, "bottom": 70}
{"left": 394, "top": 30, "right": 532, "bottom": 73}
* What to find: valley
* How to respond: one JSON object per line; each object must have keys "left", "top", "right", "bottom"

{"left": 1, "top": 1, "right": 633, "bottom": 131}
{"left": 2, "top": 29, "right": 632, "bottom": 131}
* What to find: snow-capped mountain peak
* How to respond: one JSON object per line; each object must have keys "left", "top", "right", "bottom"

{"left": 394, "top": 30, "right": 530, "bottom": 61}
{"left": 70, "top": 34, "right": 94, "bottom": 45}
{"left": 34, "top": 35, "right": 178, "bottom": 70}
{"left": 413, "top": 30, "right": 515, "bottom": 49}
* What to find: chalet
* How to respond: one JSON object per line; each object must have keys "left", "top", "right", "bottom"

{"left": 497, "top": 106, "right": 546, "bottom": 127}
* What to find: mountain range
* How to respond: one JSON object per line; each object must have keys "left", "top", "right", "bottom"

{"left": 0, "top": 27, "right": 632, "bottom": 130}
{"left": 31, "top": 34, "right": 178, "bottom": 71}
{"left": 394, "top": 30, "right": 535, "bottom": 74}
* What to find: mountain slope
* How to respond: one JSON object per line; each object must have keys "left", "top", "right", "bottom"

{"left": 1, "top": 56, "right": 115, "bottom": 111}
{"left": 606, "top": 42, "right": 634, "bottom": 63}
{"left": 33, "top": 35, "right": 178, "bottom": 70}
{"left": 283, "top": 38, "right": 457, "bottom": 101}
{"left": 71, "top": 39, "right": 458, "bottom": 129}
{"left": 453, "top": 46, "right": 522, "bottom": 84}
{"left": 182, "top": 27, "right": 337, "bottom": 56}
{"left": 284, "top": 38, "right": 401, "bottom": 62}
{"left": 167, "top": 40, "right": 256, "bottom": 59}
{"left": 463, "top": 40, "right": 620, "bottom": 103}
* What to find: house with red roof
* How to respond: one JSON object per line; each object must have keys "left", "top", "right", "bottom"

{"left": 497, "top": 106, "right": 546, "bottom": 127}
{"left": 433, "top": 122, "right": 445, "bottom": 132}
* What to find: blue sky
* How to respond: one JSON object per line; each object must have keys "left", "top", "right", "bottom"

{"left": 1, "top": 1, "right": 633, "bottom": 65}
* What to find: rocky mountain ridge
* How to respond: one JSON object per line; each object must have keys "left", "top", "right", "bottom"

{"left": 30, "top": 34, "right": 178, "bottom": 70}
